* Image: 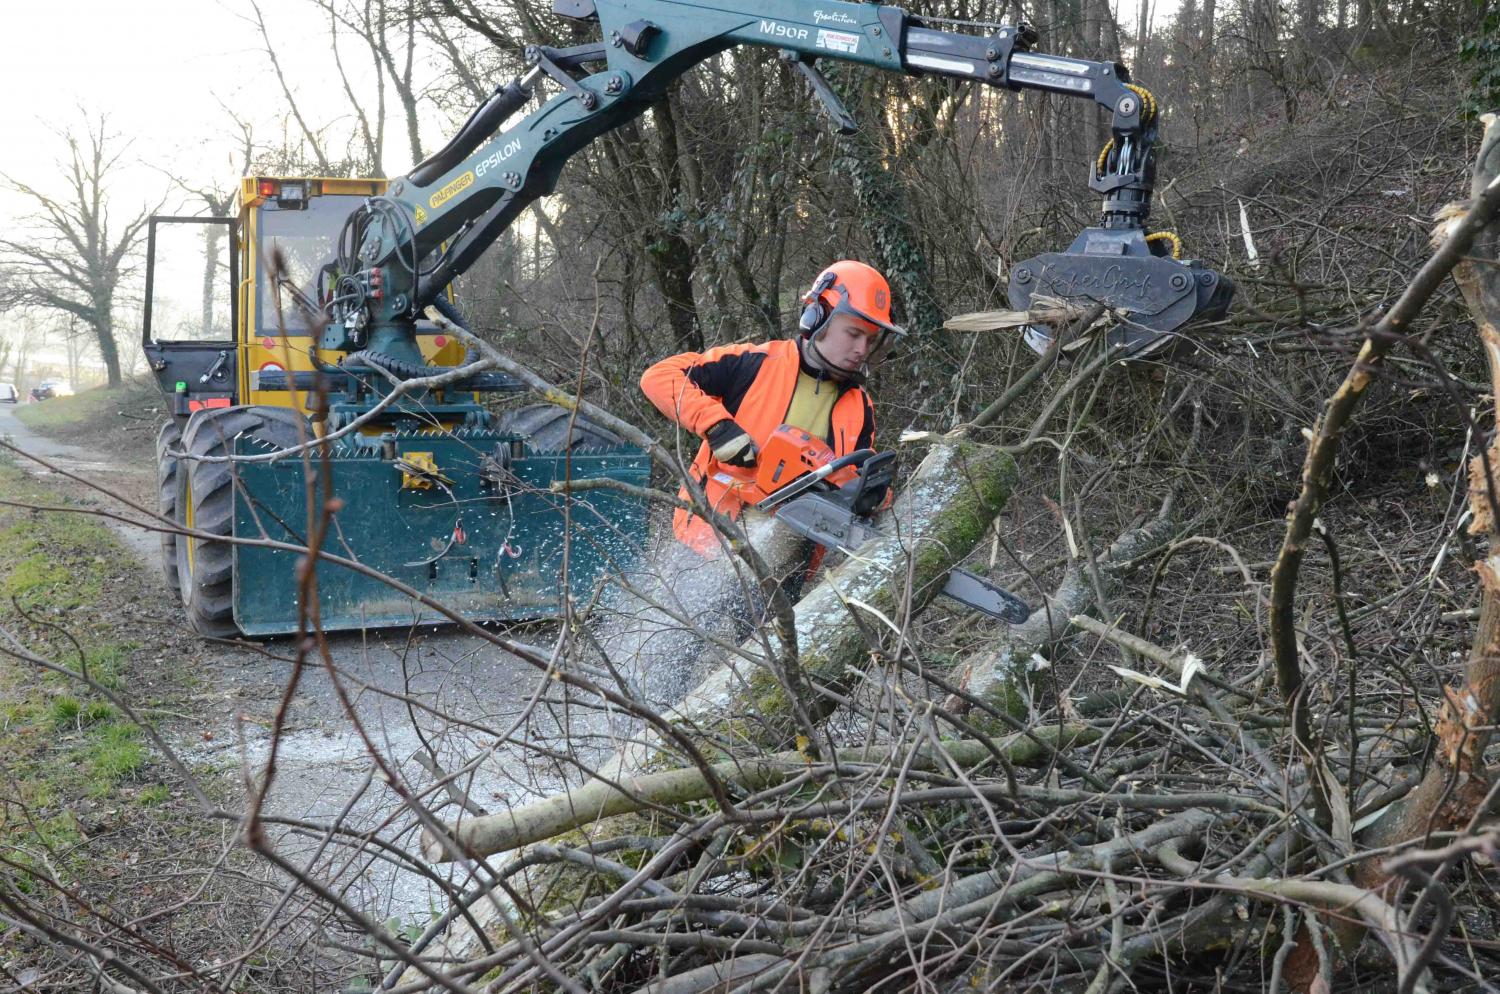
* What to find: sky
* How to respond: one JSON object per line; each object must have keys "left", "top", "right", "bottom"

{"left": 0, "top": 0, "right": 410, "bottom": 231}
{"left": 0, "top": 0, "right": 404, "bottom": 375}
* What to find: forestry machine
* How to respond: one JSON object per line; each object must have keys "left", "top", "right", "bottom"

{"left": 142, "top": 0, "right": 1231, "bottom": 638}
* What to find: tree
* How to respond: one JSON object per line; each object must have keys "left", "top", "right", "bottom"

{"left": 0, "top": 116, "right": 153, "bottom": 387}
{"left": 314, "top": 0, "right": 426, "bottom": 170}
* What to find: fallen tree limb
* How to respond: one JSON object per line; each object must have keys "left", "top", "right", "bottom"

{"left": 424, "top": 724, "right": 1096, "bottom": 861}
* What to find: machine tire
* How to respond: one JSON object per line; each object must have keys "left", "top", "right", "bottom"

{"left": 496, "top": 404, "right": 625, "bottom": 452}
{"left": 156, "top": 419, "right": 184, "bottom": 598}
{"left": 176, "top": 405, "right": 308, "bottom": 637}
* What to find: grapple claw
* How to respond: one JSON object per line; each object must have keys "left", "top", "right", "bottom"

{"left": 1011, "top": 227, "right": 1233, "bottom": 358}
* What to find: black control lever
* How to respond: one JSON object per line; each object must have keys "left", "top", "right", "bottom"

{"left": 782, "top": 52, "right": 858, "bottom": 135}
{"left": 200, "top": 350, "right": 231, "bottom": 384}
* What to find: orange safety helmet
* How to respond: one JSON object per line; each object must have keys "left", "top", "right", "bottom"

{"left": 797, "top": 260, "right": 905, "bottom": 372}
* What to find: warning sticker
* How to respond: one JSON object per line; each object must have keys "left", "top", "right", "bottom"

{"left": 816, "top": 29, "right": 859, "bottom": 54}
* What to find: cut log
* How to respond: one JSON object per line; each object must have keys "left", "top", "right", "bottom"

{"left": 609, "top": 436, "right": 1018, "bottom": 768}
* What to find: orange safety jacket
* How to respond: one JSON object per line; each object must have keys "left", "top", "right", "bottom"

{"left": 640, "top": 338, "right": 876, "bottom": 555}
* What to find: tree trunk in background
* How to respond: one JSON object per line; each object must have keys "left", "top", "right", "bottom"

{"left": 1202, "top": 0, "right": 1216, "bottom": 105}
{"left": 1136, "top": 0, "right": 1151, "bottom": 65}
{"left": 201, "top": 224, "right": 225, "bottom": 337}
{"left": 93, "top": 314, "right": 121, "bottom": 388}
{"left": 393, "top": 8, "right": 423, "bottom": 167}
{"left": 1095, "top": 0, "right": 1123, "bottom": 162}
{"left": 829, "top": 71, "right": 951, "bottom": 399}
{"left": 1094, "top": 0, "right": 1122, "bottom": 59}
{"left": 1299, "top": 0, "right": 1319, "bottom": 34}
{"left": 648, "top": 96, "right": 703, "bottom": 353}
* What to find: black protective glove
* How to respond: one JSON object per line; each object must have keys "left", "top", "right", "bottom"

{"left": 706, "top": 419, "right": 758, "bottom": 468}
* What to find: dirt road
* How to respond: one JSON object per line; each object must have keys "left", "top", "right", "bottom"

{"left": 1, "top": 403, "right": 560, "bottom": 925}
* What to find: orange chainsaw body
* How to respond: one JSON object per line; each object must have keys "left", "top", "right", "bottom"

{"left": 708, "top": 424, "right": 861, "bottom": 504}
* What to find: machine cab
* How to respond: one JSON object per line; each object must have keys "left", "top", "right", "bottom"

{"left": 141, "top": 177, "right": 464, "bottom": 420}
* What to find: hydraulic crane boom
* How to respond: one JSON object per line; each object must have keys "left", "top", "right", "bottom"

{"left": 318, "top": 0, "right": 1231, "bottom": 364}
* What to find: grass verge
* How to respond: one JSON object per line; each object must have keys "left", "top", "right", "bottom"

{"left": 0, "top": 456, "right": 168, "bottom": 840}
{"left": 12, "top": 376, "right": 165, "bottom": 471}
{"left": 0, "top": 454, "right": 220, "bottom": 968}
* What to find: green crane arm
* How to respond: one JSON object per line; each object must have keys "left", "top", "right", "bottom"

{"left": 322, "top": 0, "right": 1229, "bottom": 362}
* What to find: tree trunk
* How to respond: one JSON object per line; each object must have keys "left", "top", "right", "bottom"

{"left": 1136, "top": 0, "right": 1152, "bottom": 65}
{"left": 201, "top": 224, "right": 223, "bottom": 337}
{"left": 94, "top": 312, "right": 122, "bottom": 387}
{"left": 648, "top": 96, "right": 702, "bottom": 353}
{"left": 601, "top": 439, "right": 1019, "bottom": 776}
{"left": 1201, "top": 0, "right": 1216, "bottom": 105}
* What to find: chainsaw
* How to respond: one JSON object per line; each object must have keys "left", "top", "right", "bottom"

{"left": 711, "top": 426, "right": 1031, "bottom": 624}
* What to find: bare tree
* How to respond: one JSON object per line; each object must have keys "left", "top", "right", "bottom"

{"left": 0, "top": 115, "right": 154, "bottom": 387}
{"left": 247, "top": 0, "right": 336, "bottom": 174}
{"left": 314, "top": 0, "right": 425, "bottom": 168}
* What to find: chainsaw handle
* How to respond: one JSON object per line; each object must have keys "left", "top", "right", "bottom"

{"left": 824, "top": 449, "right": 876, "bottom": 475}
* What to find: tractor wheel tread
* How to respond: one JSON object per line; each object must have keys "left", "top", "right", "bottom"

{"left": 176, "top": 405, "right": 310, "bottom": 638}
{"left": 156, "top": 420, "right": 184, "bottom": 595}
{"left": 496, "top": 403, "right": 624, "bottom": 453}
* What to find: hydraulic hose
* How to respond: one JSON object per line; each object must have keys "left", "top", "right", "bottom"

{"left": 341, "top": 350, "right": 433, "bottom": 380}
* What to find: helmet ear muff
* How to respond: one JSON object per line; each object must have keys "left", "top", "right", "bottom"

{"left": 798, "top": 300, "right": 826, "bottom": 336}
{"left": 797, "top": 270, "right": 838, "bottom": 337}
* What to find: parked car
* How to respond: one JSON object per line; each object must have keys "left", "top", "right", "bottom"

{"left": 29, "top": 380, "right": 72, "bottom": 402}
{"left": 0, "top": 383, "right": 17, "bottom": 404}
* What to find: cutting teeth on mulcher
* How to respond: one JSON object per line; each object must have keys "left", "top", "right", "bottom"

{"left": 1011, "top": 227, "right": 1233, "bottom": 358}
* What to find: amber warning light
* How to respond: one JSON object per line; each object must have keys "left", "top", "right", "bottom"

{"left": 257, "top": 179, "right": 278, "bottom": 198}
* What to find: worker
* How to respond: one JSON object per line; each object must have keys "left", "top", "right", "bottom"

{"left": 640, "top": 259, "right": 902, "bottom": 558}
